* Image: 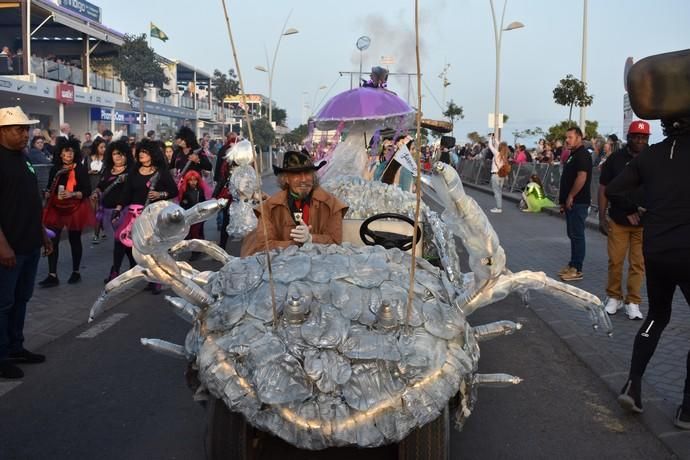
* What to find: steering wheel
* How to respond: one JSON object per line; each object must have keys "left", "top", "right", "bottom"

{"left": 359, "top": 213, "right": 422, "bottom": 252}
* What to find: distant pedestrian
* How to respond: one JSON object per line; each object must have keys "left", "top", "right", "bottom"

{"left": 488, "top": 134, "right": 509, "bottom": 213}
{"left": 28, "top": 135, "right": 51, "bottom": 164}
{"left": 178, "top": 170, "right": 206, "bottom": 261}
{"left": 558, "top": 126, "right": 592, "bottom": 282}
{"left": 598, "top": 121, "right": 650, "bottom": 320}
{"left": 0, "top": 106, "right": 52, "bottom": 379}
{"left": 607, "top": 117, "right": 690, "bottom": 429}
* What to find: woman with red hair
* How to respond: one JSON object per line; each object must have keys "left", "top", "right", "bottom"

{"left": 178, "top": 170, "right": 207, "bottom": 260}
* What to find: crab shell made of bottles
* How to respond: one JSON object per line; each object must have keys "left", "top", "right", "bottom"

{"left": 89, "top": 162, "right": 612, "bottom": 450}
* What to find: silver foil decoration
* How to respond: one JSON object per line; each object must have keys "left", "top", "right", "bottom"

{"left": 90, "top": 164, "right": 613, "bottom": 451}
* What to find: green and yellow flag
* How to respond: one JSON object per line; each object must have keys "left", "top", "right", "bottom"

{"left": 150, "top": 22, "right": 169, "bottom": 42}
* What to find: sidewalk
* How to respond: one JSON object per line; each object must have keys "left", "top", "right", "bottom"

{"left": 447, "top": 183, "right": 690, "bottom": 458}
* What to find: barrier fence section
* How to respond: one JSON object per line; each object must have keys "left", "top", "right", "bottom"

{"left": 455, "top": 159, "right": 600, "bottom": 214}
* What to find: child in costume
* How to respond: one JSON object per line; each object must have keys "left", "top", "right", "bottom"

{"left": 520, "top": 174, "right": 556, "bottom": 212}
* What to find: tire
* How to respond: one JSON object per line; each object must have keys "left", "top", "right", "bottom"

{"left": 397, "top": 406, "right": 450, "bottom": 460}
{"left": 205, "top": 396, "right": 252, "bottom": 460}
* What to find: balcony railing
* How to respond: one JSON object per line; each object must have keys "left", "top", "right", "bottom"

{"left": 29, "top": 56, "right": 122, "bottom": 94}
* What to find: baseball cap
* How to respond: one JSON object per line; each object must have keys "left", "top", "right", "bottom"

{"left": 628, "top": 120, "right": 651, "bottom": 135}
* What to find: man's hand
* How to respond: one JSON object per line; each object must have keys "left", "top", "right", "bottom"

{"left": 290, "top": 220, "right": 312, "bottom": 244}
{"left": 565, "top": 195, "right": 574, "bottom": 210}
{"left": 0, "top": 241, "right": 16, "bottom": 268}
{"left": 626, "top": 212, "right": 641, "bottom": 226}
{"left": 111, "top": 208, "right": 121, "bottom": 225}
{"left": 598, "top": 217, "right": 609, "bottom": 236}
{"left": 147, "top": 190, "right": 161, "bottom": 200}
{"left": 189, "top": 153, "right": 200, "bottom": 164}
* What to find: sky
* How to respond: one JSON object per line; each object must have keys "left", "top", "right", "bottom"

{"left": 94, "top": 0, "right": 690, "bottom": 143}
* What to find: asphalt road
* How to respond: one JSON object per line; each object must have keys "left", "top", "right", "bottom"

{"left": 0, "top": 274, "right": 675, "bottom": 460}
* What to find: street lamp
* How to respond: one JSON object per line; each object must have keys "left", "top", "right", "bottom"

{"left": 311, "top": 85, "right": 327, "bottom": 116}
{"left": 489, "top": 0, "right": 524, "bottom": 141}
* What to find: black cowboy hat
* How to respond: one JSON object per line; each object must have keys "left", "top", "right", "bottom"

{"left": 273, "top": 150, "right": 326, "bottom": 175}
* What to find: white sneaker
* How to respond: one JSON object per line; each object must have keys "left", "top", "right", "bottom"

{"left": 490, "top": 208, "right": 503, "bottom": 213}
{"left": 624, "top": 303, "right": 644, "bottom": 320}
{"left": 604, "top": 297, "right": 623, "bottom": 315}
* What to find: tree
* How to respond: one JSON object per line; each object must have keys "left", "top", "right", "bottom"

{"left": 211, "top": 68, "right": 239, "bottom": 102}
{"left": 271, "top": 107, "right": 287, "bottom": 127}
{"left": 467, "top": 131, "right": 486, "bottom": 144}
{"left": 283, "top": 123, "right": 309, "bottom": 145}
{"left": 112, "top": 34, "right": 168, "bottom": 138}
{"left": 546, "top": 120, "right": 599, "bottom": 143}
{"left": 442, "top": 99, "right": 464, "bottom": 134}
{"left": 512, "top": 127, "right": 545, "bottom": 145}
{"left": 249, "top": 118, "right": 275, "bottom": 151}
{"left": 552, "top": 74, "right": 594, "bottom": 125}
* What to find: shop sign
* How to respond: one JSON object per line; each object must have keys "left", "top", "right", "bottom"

{"left": 197, "top": 109, "right": 213, "bottom": 120}
{"left": 59, "top": 0, "right": 102, "bottom": 23}
{"left": 56, "top": 83, "right": 75, "bottom": 104}
{"left": 90, "top": 107, "right": 147, "bottom": 125}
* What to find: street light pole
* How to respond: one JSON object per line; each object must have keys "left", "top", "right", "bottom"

{"left": 311, "top": 85, "right": 327, "bottom": 116}
{"left": 256, "top": 13, "right": 298, "bottom": 167}
{"left": 579, "top": 0, "right": 588, "bottom": 133}
{"left": 489, "top": 0, "right": 523, "bottom": 142}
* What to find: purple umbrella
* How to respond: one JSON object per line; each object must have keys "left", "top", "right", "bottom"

{"left": 315, "top": 87, "right": 414, "bottom": 123}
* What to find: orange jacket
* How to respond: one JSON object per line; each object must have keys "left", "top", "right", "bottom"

{"left": 240, "top": 186, "right": 348, "bottom": 257}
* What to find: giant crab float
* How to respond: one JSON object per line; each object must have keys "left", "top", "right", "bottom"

{"left": 89, "top": 83, "right": 611, "bottom": 459}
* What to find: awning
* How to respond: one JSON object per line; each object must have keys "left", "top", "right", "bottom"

{"left": 33, "top": 0, "right": 124, "bottom": 46}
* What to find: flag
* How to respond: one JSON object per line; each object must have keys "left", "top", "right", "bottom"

{"left": 150, "top": 22, "right": 169, "bottom": 42}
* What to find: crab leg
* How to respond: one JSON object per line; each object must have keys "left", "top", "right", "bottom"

{"left": 89, "top": 266, "right": 154, "bottom": 321}
{"left": 184, "top": 198, "right": 228, "bottom": 226}
{"left": 473, "top": 320, "right": 523, "bottom": 342}
{"left": 432, "top": 163, "right": 506, "bottom": 286}
{"left": 170, "top": 239, "right": 232, "bottom": 264}
{"left": 140, "top": 338, "right": 187, "bottom": 359}
{"left": 462, "top": 270, "right": 612, "bottom": 335}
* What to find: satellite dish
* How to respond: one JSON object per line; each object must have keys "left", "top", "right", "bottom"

{"left": 356, "top": 36, "right": 371, "bottom": 51}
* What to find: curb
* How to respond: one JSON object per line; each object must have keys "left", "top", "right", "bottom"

{"left": 457, "top": 182, "right": 690, "bottom": 459}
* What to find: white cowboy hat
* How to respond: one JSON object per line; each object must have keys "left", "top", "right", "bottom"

{"left": 0, "top": 106, "right": 39, "bottom": 127}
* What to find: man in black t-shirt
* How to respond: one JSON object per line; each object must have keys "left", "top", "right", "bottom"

{"left": 0, "top": 106, "right": 53, "bottom": 380}
{"left": 557, "top": 126, "right": 592, "bottom": 282}
{"left": 598, "top": 121, "right": 650, "bottom": 320}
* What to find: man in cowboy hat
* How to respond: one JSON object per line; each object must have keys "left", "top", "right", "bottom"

{"left": 240, "top": 150, "right": 348, "bottom": 256}
{"left": 0, "top": 106, "right": 53, "bottom": 379}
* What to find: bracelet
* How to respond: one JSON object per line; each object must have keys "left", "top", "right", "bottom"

{"left": 161, "top": 192, "right": 167, "bottom": 199}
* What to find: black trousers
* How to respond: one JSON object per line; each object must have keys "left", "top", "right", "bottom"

{"left": 112, "top": 240, "right": 136, "bottom": 273}
{"left": 629, "top": 249, "right": 690, "bottom": 403}
{"left": 219, "top": 206, "right": 230, "bottom": 250}
{"left": 48, "top": 229, "right": 82, "bottom": 273}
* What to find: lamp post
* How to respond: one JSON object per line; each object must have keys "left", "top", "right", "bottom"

{"left": 578, "top": 0, "right": 588, "bottom": 133}
{"left": 489, "top": 0, "right": 524, "bottom": 142}
{"left": 311, "top": 85, "right": 327, "bottom": 116}
{"left": 255, "top": 18, "right": 298, "bottom": 151}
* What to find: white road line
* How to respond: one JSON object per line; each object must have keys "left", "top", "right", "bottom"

{"left": 0, "top": 381, "right": 22, "bottom": 397}
{"left": 76, "top": 313, "right": 129, "bottom": 339}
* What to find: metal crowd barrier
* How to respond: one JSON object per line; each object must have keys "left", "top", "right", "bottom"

{"left": 456, "top": 159, "right": 600, "bottom": 213}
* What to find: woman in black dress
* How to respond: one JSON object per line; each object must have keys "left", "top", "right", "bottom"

{"left": 111, "top": 139, "right": 177, "bottom": 293}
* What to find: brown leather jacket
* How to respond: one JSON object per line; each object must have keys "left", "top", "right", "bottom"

{"left": 240, "top": 186, "right": 348, "bottom": 257}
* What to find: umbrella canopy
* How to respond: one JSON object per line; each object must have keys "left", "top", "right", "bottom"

{"left": 315, "top": 87, "right": 414, "bottom": 122}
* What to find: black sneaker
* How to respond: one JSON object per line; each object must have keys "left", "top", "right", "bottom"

{"left": 67, "top": 272, "right": 81, "bottom": 284}
{"left": 8, "top": 348, "right": 46, "bottom": 364}
{"left": 617, "top": 379, "right": 643, "bottom": 413}
{"left": 151, "top": 283, "right": 162, "bottom": 295}
{"left": 674, "top": 406, "right": 690, "bottom": 430}
{"left": 38, "top": 274, "right": 59, "bottom": 288}
{"left": 0, "top": 361, "right": 23, "bottom": 379}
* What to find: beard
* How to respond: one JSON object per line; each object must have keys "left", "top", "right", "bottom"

{"left": 291, "top": 183, "right": 313, "bottom": 199}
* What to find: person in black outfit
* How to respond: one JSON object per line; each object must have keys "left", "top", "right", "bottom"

{"left": 39, "top": 137, "right": 94, "bottom": 287}
{"left": 0, "top": 106, "right": 52, "bottom": 379}
{"left": 173, "top": 126, "right": 212, "bottom": 176}
{"left": 111, "top": 139, "right": 177, "bottom": 294}
{"left": 557, "top": 126, "right": 592, "bottom": 282}
{"left": 607, "top": 117, "right": 690, "bottom": 429}
{"left": 90, "top": 140, "right": 134, "bottom": 283}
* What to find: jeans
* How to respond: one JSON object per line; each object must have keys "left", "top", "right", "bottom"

{"left": 0, "top": 249, "right": 40, "bottom": 360}
{"left": 490, "top": 174, "right": 505, "bottom": 209}
{"left": 565, "top": 204, "right": 588, "bottom": 271}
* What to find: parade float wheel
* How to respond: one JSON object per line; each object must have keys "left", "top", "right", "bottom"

{"left": 205, "top": 396, "right": 256, "bottom": 460}
{"left": 397, "top": 405, "right": 450, "bottom": 460}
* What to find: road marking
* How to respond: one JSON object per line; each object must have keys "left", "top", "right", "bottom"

{"left": 0, "top": 381, "right": 22, "bottom": 397}
{"left": 76, "top": 313, "right": 129, "bottom": 339}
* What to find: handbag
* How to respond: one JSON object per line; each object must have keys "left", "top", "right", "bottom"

{"left": 496, "top": 159, "right": 511, "bottom": 178}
